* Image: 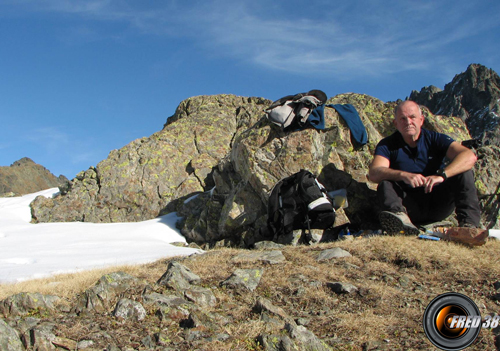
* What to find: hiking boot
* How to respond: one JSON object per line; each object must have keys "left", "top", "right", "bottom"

{"left": 458, "top": 221, "right": 477, "bottom": 229}
{"left": 379, "top": 211, "right": 420, "bottom": 235}
{"left": 443, "top": 227, "right": 488, "bottom": 246}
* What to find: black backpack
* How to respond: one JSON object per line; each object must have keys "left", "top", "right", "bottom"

{"left": 264, "top": 90, "right": 327, "bottom": 131}
{"left": 261, "top": 170, "right": 336, "bottom": 239}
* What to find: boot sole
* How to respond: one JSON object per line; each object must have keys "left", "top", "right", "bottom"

{"left": 379, "top": 211, "right": 420, "bottom": 235}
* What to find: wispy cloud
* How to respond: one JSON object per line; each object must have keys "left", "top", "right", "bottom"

{"left": 3, "top": 0, "right": 499, "bottom": 78}
{"left": 20, "top": 126, "right": 102, "bottom": 175}
{"left": 24, "top": 127, "right": 71, "bottom": 154}
{"left": 0, "top": 143, "right": 10, "bottom": 150}
{"left": 71, "top": 151, "right": 100, "bottom": 166}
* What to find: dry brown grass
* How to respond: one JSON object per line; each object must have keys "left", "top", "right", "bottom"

{"left": 1, "top": 236, "right": 499, "bottom": 350}
{"left": 0, "top": 266, "right": 134, "bottom": 301}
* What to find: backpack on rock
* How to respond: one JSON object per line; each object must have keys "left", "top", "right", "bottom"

{"left": 261, "top": 170, "right": 336, "bottom": 240}
{"left": 264, "top": 90, "right": 327, "bottom": 131}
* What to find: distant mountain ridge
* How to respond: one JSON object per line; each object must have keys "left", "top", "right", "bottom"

{"left": 0, "top": 157, "right": 66, "bottom": 196}
{"left": 410, "top": 63, "right": 500, "bottom": 146}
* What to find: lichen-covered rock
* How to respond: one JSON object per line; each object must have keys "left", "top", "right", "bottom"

{"left": 473, "top": 145, "right": 500, "bottom": 228}
{"left": 142, "top": 292, "right": 190, "bottom": 308}
{"left": 157, "top": 261, "right": 201, "bottom": 291}
{"left": 183, "top": 286, "right": 217, "bottom": 307}
{"left": 142, "top": 292, "right": 192, "bottom": 322}
{"left": 231, "top": 250, "right": 286, "bottom": 265}
{"left": 220, "top": 268, "right": 264, "bottom": 292}
{"left": 0, "top": 318, "right": 24, "bottom": 351}
{"left": 257, "top": 321, "right": 332, "bottom": 351}
{"left": 113, "top": 298, "right": 147, "bottom": 321}
{"left": 29, "top": 322, "right": 57, "bottom": 351}
{"left": 285, "top": 322, "right": 332, "bottom": 351}
{"left": 253, "top": 297, "right": 292, "bottom": 323}
{"left": 31, "top": 95, "right": 270, "bottom": 224}
{"left": 30, "top": 89, "right": 500, "bottom": 241}
{"left": 75, "top": 271, "right": 143, "bottom": 313}
{"left": 0, "top": 292, "right": 61, "bottom": 317}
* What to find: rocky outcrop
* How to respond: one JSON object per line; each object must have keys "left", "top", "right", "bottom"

{"left": 30, "top": 89, "right": 500, "bottom": 242}
{"left": 0, "top": 158, "right": 66, "bottom": 196}
{"left": 31, "top": 95, "right": 269, "bottom": 223}
{"left": 410, "top": 63, "right": 500, "bottom": 145}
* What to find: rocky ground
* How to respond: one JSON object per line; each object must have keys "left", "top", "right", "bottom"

{"left": 1, "top": 234, "right": 500, "bottom": 351}
{"left": 3, "top": 64, "right": 500, "bottom": 350}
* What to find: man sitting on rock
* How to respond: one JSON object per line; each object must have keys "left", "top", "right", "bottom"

{"left": 368, "top": 100, "right": 481, "bottom": 234}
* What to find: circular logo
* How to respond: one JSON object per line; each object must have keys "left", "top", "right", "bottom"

{"left": 423, "top": 292, "right": 482, "bottom": 350}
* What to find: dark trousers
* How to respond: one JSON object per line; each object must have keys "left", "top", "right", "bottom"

{"left": 377, "top": 170, "right": 481, "bottom": 226}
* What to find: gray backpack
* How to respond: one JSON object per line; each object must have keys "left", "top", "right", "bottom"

{"left": 264, "top": 90, "right": 327, "bottom": 131}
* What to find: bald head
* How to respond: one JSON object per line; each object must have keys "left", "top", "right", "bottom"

{"left": 392, "top": 100, "right": 425, "bottom": 146}
{"left": 394, "top": 101, "right": 423, "bottom": 118}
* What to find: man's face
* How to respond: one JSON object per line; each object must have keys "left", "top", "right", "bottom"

{"left": 394, "top": 102, "right": 424, "bottom": 141}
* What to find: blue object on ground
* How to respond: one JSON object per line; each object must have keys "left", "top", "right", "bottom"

{"left": 418, "top": 234, "right": 441, "bottom": 241}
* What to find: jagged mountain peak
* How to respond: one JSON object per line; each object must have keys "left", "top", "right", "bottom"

{"left": 410, "top": 63, "right": 500, "bottom": 143}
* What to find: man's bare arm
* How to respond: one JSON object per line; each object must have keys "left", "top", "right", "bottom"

{"left": 423, "top": 141, "right": 477, "bottom": 193}
{"left": 368, "top": 155, "right": 427, "bottom": 187}
{"left": 442, "top": 141, "right": 477, "bottom": 177}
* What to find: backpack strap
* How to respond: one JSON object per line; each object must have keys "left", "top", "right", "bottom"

{"left": 266, "top": 94, "right": 296, "bottom": 110}
{"left": 308, "top": 197, "right": 333, "bottom": 211}
{"left": 295, "top": 95, "right": 323, "bottom": 126}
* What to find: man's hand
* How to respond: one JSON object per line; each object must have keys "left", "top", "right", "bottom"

{"left": 400, "top": 172, "right": 427, "bottom": 188}
{"left": 369, "top": 155, "right": 451, "bottom": 192}
{"left": 401, "top": 172, "right": 444, "bottom": 193}
{"left": 424, "top": 175, "right": 445, "bottom": 193}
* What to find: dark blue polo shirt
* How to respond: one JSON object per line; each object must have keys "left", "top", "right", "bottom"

{"left": 374, "top": 128, "right": 454, "bottom": 178}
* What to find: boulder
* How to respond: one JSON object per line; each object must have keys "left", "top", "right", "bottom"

{"left": 31, "top": 95, "right": 269, "bottom": 224}
{"left": 326, "top": 282, "right": 359, "bottom": 294}
{"left": 157, "top": 261, "right": 201, "bottom": 291}
{"left": 113, "top": 298, "right": 147, "bottom": 321}
{"left": 75, "top": 271, "right": 143, "bottom": 313}
{"left": 220, "top": 268, "right": 264, "bottom": 292}
{"left": 317, "top": 247, "right": 352, "bottom": 261}
{"left": 0, "top": 292, "right": 61, "bottom": 317}
{"left": 0, "top": 318, "right": 24, "bottom": 351}
{"left": 30, "top": 89, "right": 500, "bottom": 242}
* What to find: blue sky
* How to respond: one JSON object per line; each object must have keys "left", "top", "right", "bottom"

{"left": 1, "top": 0, "right": 499, "bottom": 179}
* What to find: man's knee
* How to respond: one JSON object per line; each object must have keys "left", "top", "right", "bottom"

{"left": 452, "top": 169, "right": 476, "bottom": 187}
{"left": 377, "top": 180, "right": 396, "bottom": 193}
{"left": 377, "top": 180, "right": 405, "bottom": 212}
{"left": 447, "top": 169, "right": 479, "bottom": 197}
